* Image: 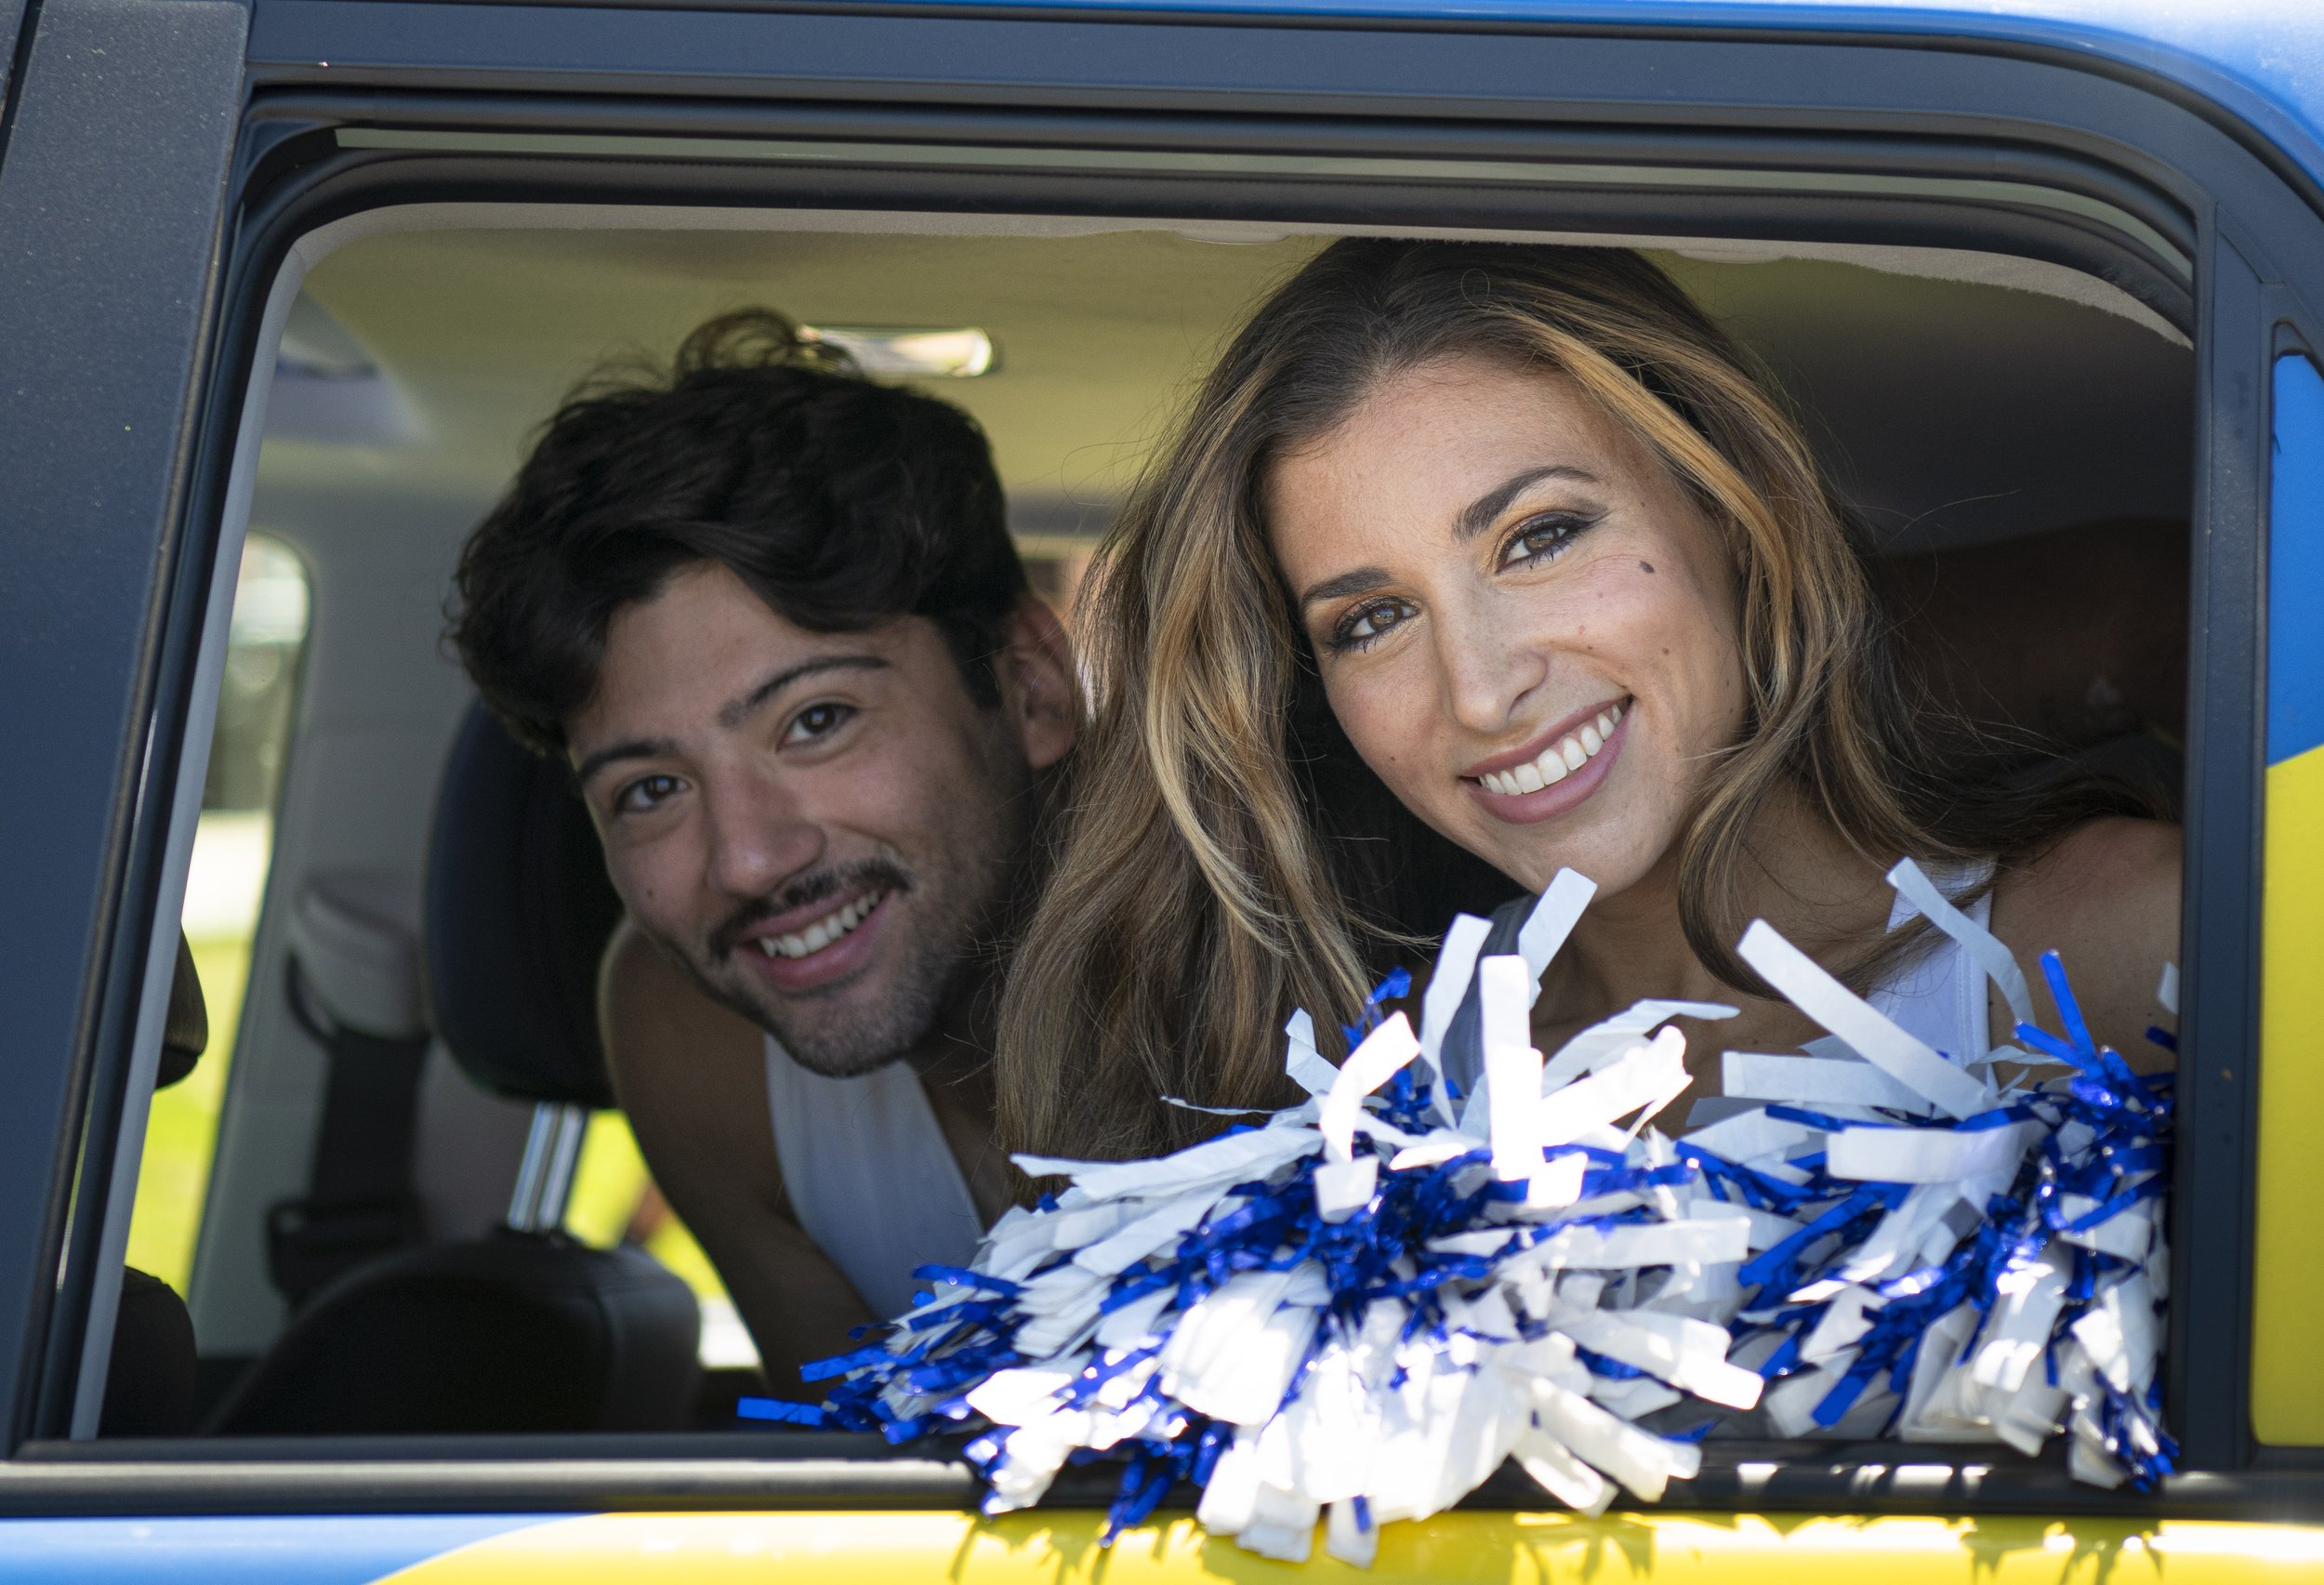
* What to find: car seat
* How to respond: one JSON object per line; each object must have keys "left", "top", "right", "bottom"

{"left": 205, "top": 703, "right": 699, "bottom": 1434}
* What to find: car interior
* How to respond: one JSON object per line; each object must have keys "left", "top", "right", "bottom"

{"left": 108, "top": 210, "right": 2195, "bottom": 1442}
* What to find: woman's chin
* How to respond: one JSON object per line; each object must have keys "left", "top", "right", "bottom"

{"left": 1501, "top": 843, "right": 1644, "bottom": 899}
{"left": 1457, "top": 799, "right": 1671, "bottom": 900}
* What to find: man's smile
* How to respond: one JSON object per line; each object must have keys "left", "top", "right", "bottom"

{"left": 751, "top": 886, "right": 890, "bottom": 959}
{"left": 734, "top": 885, "right": 897, "bottom": 993}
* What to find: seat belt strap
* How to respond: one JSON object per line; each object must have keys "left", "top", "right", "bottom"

{"left": 266, "top": 956, "right": 429, "bottom": 1305}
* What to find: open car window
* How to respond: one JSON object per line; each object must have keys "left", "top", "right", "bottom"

{"left": 135, "top": 212, "right": 2196, "bottom": 1450}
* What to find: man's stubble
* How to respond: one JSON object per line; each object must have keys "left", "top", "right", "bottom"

{"left": 659, "top": 759, "right": 1038, "bottom": 1079}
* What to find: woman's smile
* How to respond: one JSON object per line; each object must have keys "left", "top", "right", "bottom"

{"left": 1463, "top": 696, "right": 1631, "bottom": 822}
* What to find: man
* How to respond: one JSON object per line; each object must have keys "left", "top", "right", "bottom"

{"left": 451, "top": 310, "right": 1076, "bottom": 1393}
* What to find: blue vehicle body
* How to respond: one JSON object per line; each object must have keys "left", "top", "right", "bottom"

{"left": 1019, "top": 0, "right": 2324, "bottom": 199}
{"left": 1, "top": 0, "right": 2321, "bottom": 1577}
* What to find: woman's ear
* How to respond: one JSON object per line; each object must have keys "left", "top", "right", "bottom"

{"left": 994, "top": 596, "right": 1080, "bottom": 773}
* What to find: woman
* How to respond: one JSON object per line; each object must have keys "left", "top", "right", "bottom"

{"left": 1000, "top": 239, "right": 2178, "bottom": 1161}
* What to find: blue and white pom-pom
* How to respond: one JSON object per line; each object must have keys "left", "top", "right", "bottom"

{"left": 759, "top": 859, "right": 2174, "bottom": 1565}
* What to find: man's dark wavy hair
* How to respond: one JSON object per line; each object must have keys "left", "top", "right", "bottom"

{"left": 452, "top": 309, "right": 1027, "bottom": 756}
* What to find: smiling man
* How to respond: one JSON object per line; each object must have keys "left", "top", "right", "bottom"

{"left": 450, "top": 311, "right": 1076, "bottom": 1390}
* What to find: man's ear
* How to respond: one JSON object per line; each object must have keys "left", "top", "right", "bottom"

{"left": 993, "top": 596, "right": 1079, "bottom": 773}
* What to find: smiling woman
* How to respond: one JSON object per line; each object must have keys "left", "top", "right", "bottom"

{"left": 998, "top": 238, "right": 2181, "bottom": 1161}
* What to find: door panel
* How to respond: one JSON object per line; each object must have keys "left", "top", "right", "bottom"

{"left": 0, "top": 0, "right": 247, "bottom": 1447}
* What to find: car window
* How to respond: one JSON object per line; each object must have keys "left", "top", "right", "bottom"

{"left": 143, "top": 219, "right": 2186, "bottom": 1449}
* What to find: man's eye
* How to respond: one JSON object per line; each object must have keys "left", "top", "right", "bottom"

{"left": 615, "top": 773, "right": 684, "bottom": 815}
{"left": 1329, "top": 597, "right": 1419, "bottom": 654}
{"left": 1499, "top": 511, "right": 1596, "bottom": 570}
{"left": 784, "top": 701, "right": 855, "bottom": 744}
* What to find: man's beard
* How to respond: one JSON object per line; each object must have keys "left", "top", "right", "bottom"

{"left": 679, "top": 847, "right": 999, "bottom": 1079}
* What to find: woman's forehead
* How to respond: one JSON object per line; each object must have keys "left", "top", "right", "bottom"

{"left": 1266, "top": 358, "right": 1650, "bottom": 542}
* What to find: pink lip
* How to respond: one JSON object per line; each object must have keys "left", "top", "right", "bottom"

{"left": 737, "top": 890, "right": 891, "bottom": 994}
{"left": 1461, "top": 697, "right": 1630, "bottom": 779}
{"left": 1460, "top": 702, "right": 1631, "bottom": 826}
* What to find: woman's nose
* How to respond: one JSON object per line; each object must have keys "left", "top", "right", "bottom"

{"left": 1437, "top": 599, "right": 1551, "bottom": 736}
{"left": 702, "top": 777, "right": 823, "bottom": 900}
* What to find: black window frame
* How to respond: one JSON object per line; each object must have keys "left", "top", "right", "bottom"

{"left": 7, "top": 0, "right": 2324, "bottom": 1517}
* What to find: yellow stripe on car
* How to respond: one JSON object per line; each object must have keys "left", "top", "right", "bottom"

{"left": 2258, "top": 742, "right": 2324, "bottom": 1442}
{"left": 381, "top": 1510, "right": 2324, "bottom": 1582}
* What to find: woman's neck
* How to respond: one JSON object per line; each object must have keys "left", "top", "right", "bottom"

{"left": 1542, "top": 784, "right": 1894, "bottom": 1024}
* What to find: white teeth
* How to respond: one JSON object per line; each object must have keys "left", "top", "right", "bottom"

{"left": 1476, "top": 703, "right": 1628, "bottom": 798}
{"left": 758, "top": 890, "right": 884, "bottom": 959}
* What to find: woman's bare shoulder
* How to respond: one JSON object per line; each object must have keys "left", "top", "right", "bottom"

{"left": 1989, "top": 816, "right": 2182, "bottom": 1065}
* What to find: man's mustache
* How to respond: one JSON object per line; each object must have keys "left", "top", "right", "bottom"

{"left": 706, "top": 857, "right": 916, "bottom": 961}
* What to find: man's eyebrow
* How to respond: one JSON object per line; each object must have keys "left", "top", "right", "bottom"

{"left": 574, "top": 735, "right": 678, "bottom": 788}
{"left": 573, "top": 654, "right": 891, "bottom": 788}
{"left": 1454, "top": 465, "right": 1600, "bottom": 542}
{"left": 1297, "top": 566, "right": 1393, "bottom": 613}
{"left": 717, "top": 653, "right": 889, "bottom": 731}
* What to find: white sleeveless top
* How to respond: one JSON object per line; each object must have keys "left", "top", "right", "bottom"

{"left": 1446, "top": 857, "right": 2003, "bottom": 1102}
{"left": 762, "top": 1037, "right": 985, "bottom": 1320}
{"left": 1866, "top": 857, "right": 1998, "bottom": 1062}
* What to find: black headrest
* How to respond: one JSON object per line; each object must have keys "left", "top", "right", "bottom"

{"left": 160, "top": 932, "right": 207, "bottom": 1090}
{"left": 423, "top": 703, "right": 625, "bottom": 1108}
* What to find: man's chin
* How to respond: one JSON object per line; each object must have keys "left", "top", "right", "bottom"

{"left": 691, "top": 961, "right": 938, "bottom": 1080}
{"left": 765, "top": 1000, "right": 927, "bottom": 1078}
{"left": 773, "top": 1037, "right": 912, "bottom": 1079}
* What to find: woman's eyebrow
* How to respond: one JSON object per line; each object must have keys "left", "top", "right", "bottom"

{"left": 1297, "top": 566, "right": 1393, "bottom": 612}
{"left": 1455, "top": 464, "right": 1600, "bottom": 542}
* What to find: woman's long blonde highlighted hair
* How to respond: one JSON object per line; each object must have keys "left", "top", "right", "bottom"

{"left": 999, "top": 239, "right": 2123, "bottom": 1162}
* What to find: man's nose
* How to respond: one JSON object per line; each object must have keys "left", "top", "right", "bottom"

{"left": 701, "top": 777, "right": 823, "bottom": 901}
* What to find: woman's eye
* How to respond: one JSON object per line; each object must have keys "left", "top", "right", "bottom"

{"left": 784, "top": 701, "right": 855, "bottom": 744}
{"left": 1331, "top": 597, "right": 1419, "bottom": 653}
{"left": 614, "top": 773, "right": 684, "bottom": 815}
{"left": 1498, "top": 511, "right": 1594, "bottom": 570}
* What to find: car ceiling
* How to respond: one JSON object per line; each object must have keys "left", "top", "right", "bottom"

{"left": 264, "top": 221, "right": 2195, "bottom": 557}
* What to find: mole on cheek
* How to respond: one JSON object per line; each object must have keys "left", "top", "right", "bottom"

{"left": 1639, "top": 561, "right": 1656, "bottom": 574}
